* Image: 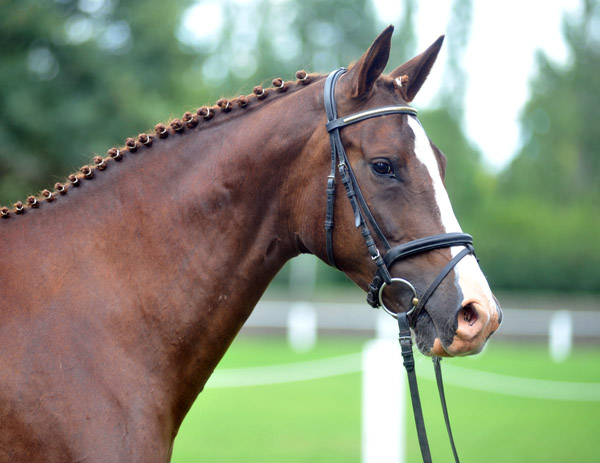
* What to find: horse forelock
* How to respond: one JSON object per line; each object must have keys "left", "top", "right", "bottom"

{"left": 0, "top": 71, "right": 324, "bottom": 220}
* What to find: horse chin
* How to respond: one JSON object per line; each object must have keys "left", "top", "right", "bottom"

{"left": 430, "top": 339, "right": 455, "bottom": 357}
{"left": 413, "top": 311, "right": 439, "bottom": 356}
{"left": 413, "top": 311, "right": 455, "bottom": 358}
{"left": 418, "top": 335, "right": 455, "bottom": 358}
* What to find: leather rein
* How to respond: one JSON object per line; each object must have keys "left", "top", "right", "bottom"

{"left": 324, "top": 67, "right": 475, "bottom": 463}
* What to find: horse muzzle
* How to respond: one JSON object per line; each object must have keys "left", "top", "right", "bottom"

{"left": 429, "top": 297, "right": 503, "bottom": 357}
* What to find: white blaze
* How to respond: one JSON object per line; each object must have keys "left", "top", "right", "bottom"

{"left": 407, "top": 117, "right": 496, "bottom": 312}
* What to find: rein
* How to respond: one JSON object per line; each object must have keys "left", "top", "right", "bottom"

{"left": 324, "top": 68, "right": 474, "bottom": 463}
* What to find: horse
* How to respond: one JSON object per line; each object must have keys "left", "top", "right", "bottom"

{"left": 0, "top": 26, "right": 501, "bottom": 461}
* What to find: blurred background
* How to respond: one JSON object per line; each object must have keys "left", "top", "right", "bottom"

{"left": 1, "top": 0, "right": 599, "bottom": 461}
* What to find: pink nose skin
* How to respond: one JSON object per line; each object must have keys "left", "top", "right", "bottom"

{"left": 431, "top": 300, "right": 502, "bottom": 357}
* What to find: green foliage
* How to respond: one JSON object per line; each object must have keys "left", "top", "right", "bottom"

{"left": 501, "top": 1, "right": 600, "bottom": 206}
{"left": 0, "top": 0, "right": 194, "bottom": 203}
{"left": 491, "top": 1, "right": 600, "bottom": 292}
{"left": 468, "top": 196, "right": 600, "bottom": 292}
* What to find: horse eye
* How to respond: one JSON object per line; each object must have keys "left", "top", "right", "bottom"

{"left": 371, "top": 160, "right": 394, "bottom": 177}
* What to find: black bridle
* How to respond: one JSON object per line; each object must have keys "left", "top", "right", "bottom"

{"left": 324, "top": 68, "right": 475, "bottom": 463}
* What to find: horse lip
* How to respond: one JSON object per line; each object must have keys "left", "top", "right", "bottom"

{"left": 431, "top": 338, "right": 453, "bottom": 357}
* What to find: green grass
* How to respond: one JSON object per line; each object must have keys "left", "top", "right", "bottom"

{"left": 172, "top": 337, "right": 600, "bottom": 463}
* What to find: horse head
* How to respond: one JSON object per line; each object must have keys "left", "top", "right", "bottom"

{"left": 302, "top": 26, "right": 501, "bottom": 357}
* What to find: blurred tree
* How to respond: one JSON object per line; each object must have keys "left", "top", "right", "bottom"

{"left": 419, "top": 0, "right": 490, "bottom": 222}
{"left": 420, "top": 109, "right": 492, "bottom": 222}
{"left": 385, "top": 0, "right": 417, "bottom": 69}
{"left": 438, "top": 0, "right": 471, "bottom": 116}
{"left": 500, "top": 0, "right": 600, "bottom": 206}
{"left": 179, "top": 0, "right": 381, "bottom": 86}
{"left": 473, "top": 0, "right": 600, "bottom": 293}
{"left": 0, "top": 0, "right": 194, "bottom": 204}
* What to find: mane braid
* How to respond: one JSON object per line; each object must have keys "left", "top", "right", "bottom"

{"left": 0, "top": 70, "right": 321, "bottom": 219}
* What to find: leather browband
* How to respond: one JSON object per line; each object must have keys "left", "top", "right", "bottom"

{"left": 326, "top": 105, "right": 418, "bottom": 132}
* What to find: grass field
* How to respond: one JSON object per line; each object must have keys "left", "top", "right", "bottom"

{"left": 171, "top": 336, "right": 600, "bottom": 462}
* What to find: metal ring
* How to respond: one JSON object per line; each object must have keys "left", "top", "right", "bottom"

{"left": 378, "top": 277, "right": 419, "bottom": 319}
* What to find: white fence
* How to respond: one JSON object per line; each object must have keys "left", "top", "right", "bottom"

{"left": 243, "top": 299, "right": 600, "bottom": 344}
{"left": 244, "top": 298, "right": 600, "bottom": 366}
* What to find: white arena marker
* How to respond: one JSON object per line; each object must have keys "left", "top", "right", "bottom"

{"left": 376, "top": 311, "right": 399, "bottom": 340}
{"left": 362, "top": 338, "right": 405, "bottom": 463}
{"left": 287, "top": 301, "right": 317, "bottom": 353}
{"left": 549, "top": 310, "right": 572, "bottom": 363}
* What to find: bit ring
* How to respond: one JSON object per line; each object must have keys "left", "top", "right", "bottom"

{"left": 378, "top": 277, "right": 419, "bottom": 319}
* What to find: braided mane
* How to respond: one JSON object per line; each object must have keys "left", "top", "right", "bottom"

{"left": 0, "top": 70, "right": 321, "bottom": 219}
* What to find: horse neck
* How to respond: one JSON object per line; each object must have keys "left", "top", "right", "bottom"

{"left": 1, "top": 82, "right": 326, "bottom": 427}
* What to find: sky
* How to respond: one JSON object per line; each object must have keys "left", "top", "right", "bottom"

{"left": 380, "top": 0, "right": 582, "bottom": 171}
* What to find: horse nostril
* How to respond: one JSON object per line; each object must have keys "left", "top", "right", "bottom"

{"left": 461, "top": 303, "right": 479, "bottom": 327}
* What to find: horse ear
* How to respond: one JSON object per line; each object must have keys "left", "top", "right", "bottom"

{"left": 344, "top": 25, "right": 394, "bottom": 99}
{"left": 389, "top": 35, "right": 444, "bottom": 102}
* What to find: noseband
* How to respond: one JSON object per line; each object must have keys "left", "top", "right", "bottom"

{"left": 324, "top": 68, "right": 473, "bottom": 463}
